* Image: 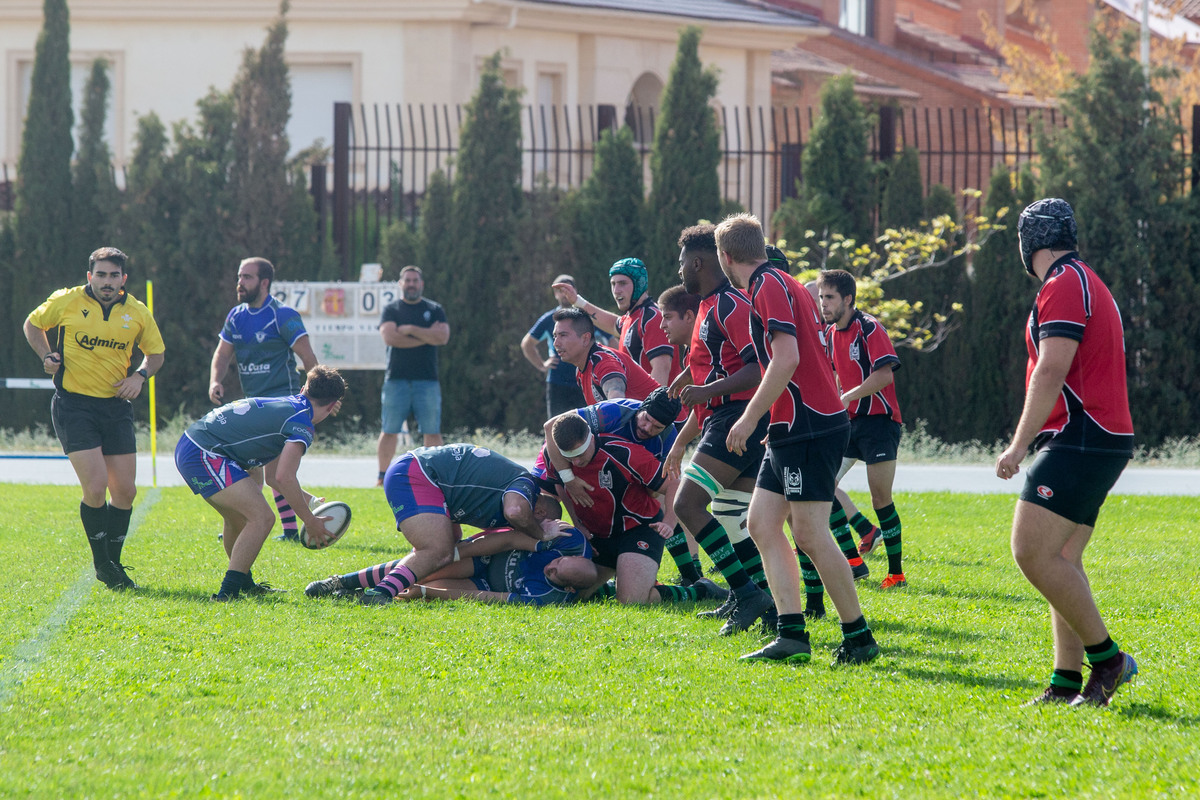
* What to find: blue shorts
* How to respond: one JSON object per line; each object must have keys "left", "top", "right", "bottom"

{"left": 383, "top": 454, "right": 449, "bottom": 525}
{"left": 382, "top": 379, "right": 442, "bottom": 435}
{"left": 175, "top": 435, "right": 251, "bottom": 499}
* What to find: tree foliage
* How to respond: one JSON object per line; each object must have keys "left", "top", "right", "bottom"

{"left": 12, "top": 0, "right": 74, "bottom": 376}
{"left": 72, "top": 59, "right": 118, "bottom": 264}
{"left": 1038, "top": 25, "right": 1199, "bottom": 444}
{"left": 879, "top": 147, "right": 923, "bottom": 231}
{"left": 646, "top": 26, "right": 721, "bottom": 292}
{"left": 572, "top": 126, "right": 646, "bottom": 301}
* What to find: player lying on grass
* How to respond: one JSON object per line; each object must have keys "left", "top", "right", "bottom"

{"left": 174, "top": 365, "right": 346, "bottom": 601}
{"left": 365, "top": 443, "right": 565, "bottom": 606}
{"left": 307, "top": 524, "right": 598, "bottom": 605}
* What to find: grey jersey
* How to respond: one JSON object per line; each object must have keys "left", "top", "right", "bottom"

{"left": 414, "top": 444, "right": 539, "bottom": 529}
{"left": 185, "top": 395, "right": 315, "bottom": 468}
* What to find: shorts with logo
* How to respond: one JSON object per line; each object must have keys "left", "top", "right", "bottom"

{"left": 1019, "top": 448, "right": 1128, "bottom": 527}
{"left": 470, "top": 556, "right": 494, "bottom": 591}
{"left": 845, "top": 414, "right": 901, "bottom": 464}
{"left": 590, "top": 523, "right": 666, "bottom": 570}
{"left": 174, "top": 435, "right": 251, "bottom": 499}
{"left": 756, "top": 429, "right": 848, "bottom": 503}
{"left": 383, "top": 454, "right": 449, "bottom": 525}
{"left": 51, "top": 390, "right": 137, "bottom": 456}
{"left": 696, "top": 401, "right": 768, "bottom": 479}
{"left": 382, "top": 379, "right": 442, "bottom": 435}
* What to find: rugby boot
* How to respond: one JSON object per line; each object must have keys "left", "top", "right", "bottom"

{"left": 305, "top": 574, "right": 348, "bottom": 598}
{"left": 96, "top": 560, "right": 138, "bottom": 591}
{"left": 719, "top": 590, "right": 775, "bottom": 636}
{"left": 244, "top": 580, "right": 286, "bottom": 596}
{"left": 359, "top": 589, "right": 393, "bottom": 606}
{"left": 1022, "top": 687, "right": 1079, "bottom": 707}
{"left": 880, "top": 573, "right": 907, "bottom": 590}
{"left": 857, "top": 526, "right": 882, "bottom": 556}
{"left": 849, "top": 557, "right": 870, "bottom": 581}
{"left": 832, "top": 632, "right": 881, "bottom": 665}
{"left": 1070, "top": 652, "right": 1138, "bottom": 707}
{"left": 739, "top": 635, "right": 812, "bottom": 664}
{"left": 693, "top": 578, "right": 730, "bottom": 603}
{"left": 698, "top": 591, "right": 737, "bottom": 620}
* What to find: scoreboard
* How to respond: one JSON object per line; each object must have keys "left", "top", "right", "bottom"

{"left": 271, "top": 281, "right": 397, "bottom": 370}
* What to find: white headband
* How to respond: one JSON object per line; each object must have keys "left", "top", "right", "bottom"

{"left": 559, "top": 431, "right": 593, "bottom": 459}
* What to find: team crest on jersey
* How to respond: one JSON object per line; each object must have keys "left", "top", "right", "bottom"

{"left": 698, "top": 320, "right": 710, "bottom": 340}
{"left": 783, "top": 467, "right": 803, "bottom": 491}
{"left": 423, "top": 310, "right": 431, "bottom": 322}
{"left": 1037, "top": 485, "right": 1054, "bottom": 499}
{"left": 255, "top": 331, "right": 267, "bottom": 343}
{"left": 849, "top": 340, "right": 861, "bottom": 361}
{"left": 598, "top": 470, "right": 614, "bottom": 490}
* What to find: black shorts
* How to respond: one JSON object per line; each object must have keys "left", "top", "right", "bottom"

{"left": 756, "top": 429, "right": 848, "bottom": 503}
{"left": 590, "top": 524, "right": 666, "bottom": 570}
{"left": 696, "top": 402, "right": 768, "bottom": 479}
{"left": 1020, "top": 448, "right": 1128, "bottom": 527}
{"left": 51, "top": 390, "right": 136, "bottom": 456}
{"left": 845, "top": 415, "right": 901, "bottom": 464}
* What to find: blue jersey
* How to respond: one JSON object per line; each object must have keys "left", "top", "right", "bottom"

{"left": 185, "top": 395, "right": 314, "bottom": 468}
{"left": 578, "top": 399, "right": 677, "bottom": 461}
{"left": 478, "top": 528, "right": 592, "bottom": 605}
{"left": 219, "top": 297, "right": 308, "bottom": 397}
{"left": 528, "top": 308, "right": 578, "bottom": 386}
{"left": 414, "top": 444, "right": 539, "bottom": 528}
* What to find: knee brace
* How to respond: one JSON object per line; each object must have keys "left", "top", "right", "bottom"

{"left": 712, "top": 489, "right": 753, "bottom": 544}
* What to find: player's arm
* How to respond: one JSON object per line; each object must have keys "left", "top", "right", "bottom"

{"left": 728, "top": 332, "right": 799, "bottom": 455}
{"left": 456, "top": 529, "right": 539, "bottom": 559}
{"left": 520, "top": 333, "right": 548, "bottom": 373}
{"left": 209, "top": 339, "right": 236, "bottom": 404}
{"left": 268, "top": 441, "right": 333, "bottom": 546}
{"left": 664, "top": 410, "right": 701, "bottom": 480}
{"left": 551, "top": 281, "right": 619, "bottom": 335}
{"left": 291, "top": 335, "right": 318, "bottom": 372}
{"left": 680, "top": 362, "right": 760, "bottom": 407}
{"left": 668, "top": 368, "right": 693, "bottom": 398}
{"left": 503, "top": 491, "right": 556, "bottom": 541}
{"left": 399, "top": 583, "right": 514, "bottom": 603}
{"left": 599, "top": 375, "right": 627, "bottom": 400}
{"left": 647, "top": 353, "right": 673, "bottom": 387}
{"left": 23, "top": 318, "right": 62, "bottom": 375}
{"left": 996, "top": 337, "right": 1078, "bottom": 479}
{"left": 840, "top": 364, "right": 895, "bottom": 407}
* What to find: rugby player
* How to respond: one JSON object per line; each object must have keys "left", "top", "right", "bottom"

{"left": 550, "top": 307, "right": 660, "bottom": 404}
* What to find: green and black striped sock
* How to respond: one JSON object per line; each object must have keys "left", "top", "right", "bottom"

{"left": 734, "top": 537, "right": 771, "bottom": 595}
{"left": 876, "top": 503, "right": 903, "bottom": 576}
{"left": 797, "top": 549, "right": 824, "bottom": 614}
{"left": 654, "top": 584, "right": 700, "bottom": 603}
{"left": 849, "top": 512, "right": 876, "bottom": 542}
{"left": 829, "top": 500, "right": 859, "bottom": 562}
{"left": 1085, "top": 637, "right": 1121, "bottom": 671}
{"left": 695, "top": 519, "right": 753, "bottom": 591}
{"left": 1049, "top": 668, "right": 1084, "bottom": 697}
{"left": 777, "top": 613, "right": 808, "bottom": 641}
{"left": 665, "top": 525, "right": 703, "bottom": 584}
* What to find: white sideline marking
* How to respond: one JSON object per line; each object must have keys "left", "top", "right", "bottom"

{"left": 0, "top": 489, "right": 160, "bottom": 707}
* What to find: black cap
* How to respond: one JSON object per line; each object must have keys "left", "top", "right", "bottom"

{"left": 640, "top": 387, "right": 681, "bottom": 426}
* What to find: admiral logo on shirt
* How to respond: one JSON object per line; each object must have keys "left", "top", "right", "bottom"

{"left": 75, "top": 332, "right": 128, "bottom": 351}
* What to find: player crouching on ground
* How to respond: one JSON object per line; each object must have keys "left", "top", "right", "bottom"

{"left": 308, "top": 524, "right": 599, "bottom": 606}
{"left": 539, "top": 414, "right": 727, "bottom": 606}
{"left": 175, "top": 365, "right": 346, "bottom": 601}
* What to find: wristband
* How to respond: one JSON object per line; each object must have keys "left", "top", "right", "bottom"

{"left": 452, "top": 546, "right": 460, "bottom": 562}
{"left": 136, "top": 368, "right": 149, "bottom": 379}
{"left": 573, "top": 295, "right": 589, "bottom": 310}
{"left": 559, "top": 468, "right": 575, "bottom": 483}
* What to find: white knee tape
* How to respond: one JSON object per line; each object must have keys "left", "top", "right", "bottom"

{"left": 712, "top": 489, "right": 752, "bottom": 544}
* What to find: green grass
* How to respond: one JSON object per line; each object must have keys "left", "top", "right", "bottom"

{"left": 1, "top": 487, "right": 1197, "bottom": 798}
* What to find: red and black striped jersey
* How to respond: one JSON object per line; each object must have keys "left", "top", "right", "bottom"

{"left": 538, "top": 436, "right": 664, "bottom": 536}
{"left": 617, "top": 299, "right": 683, "bottom": 381}
{"left": 688, "top": 279, "right": 759, "bottom": 425}
{"left": 747, "top": 263, "right": 848, "bottom": 444}
{"left": 1026, "top": 254, "right": 1133, "bottom": 456}
{"left": 576, "top": 344, "right": 661, "bottom": 405}
{"left": 825, "top": 309, "right": 902, "bottom": 423}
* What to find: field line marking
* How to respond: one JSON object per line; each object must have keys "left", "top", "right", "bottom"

{"left": 0, "top": 488, "right": 161, "bottom": 707}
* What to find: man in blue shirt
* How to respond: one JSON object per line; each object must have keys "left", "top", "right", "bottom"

{"left": 208, "top": 257, "right": 319, "bottom": 542}
{"left": 521, "top": 274, "right": 587, "bottom": 419}
{"left": 176, "top": 365, "right": 346, "bottom": 601}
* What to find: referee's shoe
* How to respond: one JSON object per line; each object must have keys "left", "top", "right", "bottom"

{"left": 96, "top": 560, "right": 138, "bottom": 591}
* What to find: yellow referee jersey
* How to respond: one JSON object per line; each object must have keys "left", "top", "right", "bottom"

{"left": 27, "top": 285, "right": 165, "bottom": 398}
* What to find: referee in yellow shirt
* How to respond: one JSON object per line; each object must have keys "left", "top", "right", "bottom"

{"left": 23, "top": 247, "right": 165, "bottom": 590}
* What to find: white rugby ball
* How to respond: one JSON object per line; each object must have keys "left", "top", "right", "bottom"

{"left": 300, "top": 501, "right": 352, "bottom": 550}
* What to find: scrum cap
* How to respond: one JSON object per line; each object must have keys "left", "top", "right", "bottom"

{"left": 640, "top": 387, "right": 682, "bottom": 426}
{"left": 1018, "top": 198, "right": 1077, "bottom": 276}
{"left": 609, "top": 257, "right": 648, "bottom": 301}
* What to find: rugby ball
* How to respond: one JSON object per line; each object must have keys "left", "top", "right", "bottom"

{"left": 300, "top": 501, "right": 352, "bottom": 550}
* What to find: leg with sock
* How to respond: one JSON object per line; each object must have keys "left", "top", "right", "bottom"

{"left": 830, "top": 498, "right": 869, "bottom": 580}
{"left": 274, "top": 491, "right": 300, "bottom": 542}
{"left": 665, "top": 525, "right": 703, "bottom": 585}
{"left": 796, "top": 549, "right": 826, "bottom": 619}
{"left": 875, "top": 502, "right": 906, "bottom": 588}
{"left": 850, "top": 512, "right": 881, "bottom": 555}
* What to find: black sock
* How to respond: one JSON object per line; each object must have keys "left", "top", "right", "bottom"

{"left": 733, "top": 538, "right": 771, "bottom": 595}
{"left": 797, "top": 549, "right": 824, "bottom": 611}
{"left": 80, "top": 501, "right": 109, "bottom": 568}
{"left": 1085, "top": 637, "right": 1121, "bottom": 670}
{"left": 1049, "top": 668, "right": 1084, "bottom": 696}
{"left": 840, "top": 615, "right": 871, "bottom": 641}
{"left": 107, "top": 504, "right": 133, "bottom": 565}
{"left": 666, "top": 525, "right": 702, "bottom": 584}
{"left": 218, "top": 570, "right": 249, "bottom": 598}
{"left": 875, "top": 503, "right": 903, "bottom": 576}
{"left": 777, "top": 613, "right": 808, "bottom": 641}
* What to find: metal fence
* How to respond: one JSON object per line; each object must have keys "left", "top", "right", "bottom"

{"left": 328, "top": 101, "right": 1093, "bottom": 276}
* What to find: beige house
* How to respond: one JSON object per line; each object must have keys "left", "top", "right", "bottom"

{"left": 2, "top": 0, "right": 820, "bottom": 176}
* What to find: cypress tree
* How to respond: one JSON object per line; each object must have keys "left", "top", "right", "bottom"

{"left": 12, "top": 0, "right": 74, "bottom": 376}
{"left": 72, "top": 59, "right": 118, "bottom": 263}
{"left": 646, "top": 26, "right": 721, "bottom": 291}
{"left": 574, "top": 126, "right": 646, "bottom": 300}
{"left": 800, "top": 72, "right": 874, "bottom": 243}
{"left": 879, "top": 147, "right": 924, "bottom": 230}
{"left": 1039, "top": 26, "right": 1196, "bottom": 444}
{"left": 439, "top": 53, "right": 525, "bottom": 430}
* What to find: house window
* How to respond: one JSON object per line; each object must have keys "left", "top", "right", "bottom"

{"left": 840, "top": 0, "right": 876, "bottom": 38}
{"left": 535, "top": 69, "right": 565, "bottom": 174}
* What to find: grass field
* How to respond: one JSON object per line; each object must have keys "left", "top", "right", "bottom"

{"left": 1, "top": 485, "right": 1196, "bottom": 798}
